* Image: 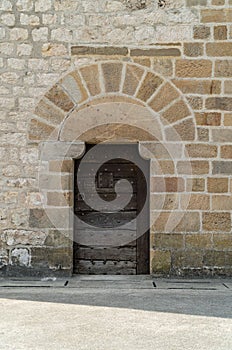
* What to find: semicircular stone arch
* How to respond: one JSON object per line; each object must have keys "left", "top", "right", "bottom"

{"left": 29, "top": 61, "right": 198, "bottom": 275}
{"left": 28, "top": 61, "right": 196, "bottom": 144}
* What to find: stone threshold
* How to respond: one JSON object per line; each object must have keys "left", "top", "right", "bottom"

{"left": 71, "top": 45, "right": 181, "bottom": 57}
{"left": 0, "top": 276, "right": 231, "bottom": 290}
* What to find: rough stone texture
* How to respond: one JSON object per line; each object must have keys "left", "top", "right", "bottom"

{"left": 45, "top": 85, "right": 75, "bottom": 112}
{"left": 181, "top": 194, "right": 210, "bottom": 210}
{"left": 151, "top": 251, "right": 171, "bottom": 274}
{"left": 175, "top": 60, "right": 212, "bottom": 78}
{"left": 28, "top": 119, "right": 56, "bottom": 141}
{"left": 123, "top": 64, "right": 144, "bottom": 96}
{"left": 80, "top": 65, "right": 101, "bottom": 96}
{"left": 165, "top": 119, "right": 195, "bottom": 141}
{"left": 206, "top": 42, "right": 232, "bottom": 56}
{"left": 193, "top": 25, "right": 211, "bottom": 39}
{"left": 151, "top": 177, "right": 185, "bottom": 192}
{"left": 206, "top": 97, "right": 232, "bottom": 111}
{"left": 203, "top": 213, "right": 231, "bottom": 232}
{"left": 1, "top": 0, "right": 232, "bottom": 277}
{"left": 60, "top": 71, "right": 88, "bottom": 104}
{"left": 149, "top": 83, "right": 179, "bottom": 112}
{"left": 102, "top": 62, "right": 123, "bottom": 93}
{"left": 185, "top": 144, "right": 217, "bottom": 158}
{"left": 72, "top": 46, "right": 128, "bottom": 56}
{"left": 161, "top": 100, "right": 191, "bottom": 124}
{"left": 131, "top": 48, "right": 181, "bottom": 57}
{"left": 136, "top": 72, "right": 163, "bottom": 101}
{"left": 173, "top": 80, "right": 221, "bottom": 95}
{"left": 184, "top": 43, "right": 204, "bottom": 57}
{"left": 214, "top": 25, "right": 227, "bottom": 40}
{"left": 208, "top": 178, "right": 228, "bottom": 193}
{"left": 195, "top": 112, "right": 221, "bottom": 126}
{"left": 215, "top": 60, "right": 232, "bottom": 77}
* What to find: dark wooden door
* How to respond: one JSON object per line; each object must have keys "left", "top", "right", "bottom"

{"left": 73, "top": 144, "right": 149, "bottom": 275}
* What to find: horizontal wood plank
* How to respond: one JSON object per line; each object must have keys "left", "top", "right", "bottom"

{"left": 75, "top": 193, "right": 137, "bottom": 212}
{"left": 74, "top": 260, "right": 136, "bottom": 275}
{"left": 74, "top": 211, "right": 136, "bottom": 229}
{"left": 74, "top": 246, "right": 136, "bottom": 261}
{"left": 74, "top": 229, "right": 137, "bottom": 247}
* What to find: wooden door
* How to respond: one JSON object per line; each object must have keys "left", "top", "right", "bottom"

{"left": 73, "top": 144, "right": 150, "bottom": 275}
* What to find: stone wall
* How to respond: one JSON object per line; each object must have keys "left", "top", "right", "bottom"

{"left": 0, "top": 0, "right": 232, "bottom": 277}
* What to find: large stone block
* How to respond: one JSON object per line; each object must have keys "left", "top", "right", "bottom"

{"left": 201, "top": 9, "right": 232, "bottom": 23}
{"left": 151, "top": 194, "right": 179, "bottom": 211}
{"left": 197, "top": 128, "right": 211, "bottom": 142}
{"left": 205, "top": 97, "right": 232, "bottom": 112}
{"left": 40, "top": 142, "right": 85, "bottom": 161}
{"left": 221, "top": 145, "right": 232, "bottom": 159}
{"left": 151, "top": 250, "right": 171, "bottom": 274}
{"left": 193, "top": 25, "right": 210, "bottom": 39}
{"left": 185, "top": 144, "right": 217, "bottom": 158}
{"left": 29, "top": 209, "right": 54, "bottom": 229}
{"left": 71, "top": 46, "right": 128, "bottom": 56}
{"left": 185, "top": 234, "right": 213, "bottom": 249}
{"left": 151, "top": 177, "right": 185, "bottom": 192}
{"left": 45, "top": 229, "right": 72, "bottom": 247}
{"left": 181, "top": 194, "right": 210, "bottom": 210}
{"left": 152, "top": 212, "right": 200, "bottom": 233}
{"left": 136, "top": 72, "right": 163, "bottom": 102}
{"left": 122, "top": 64, "right": 144, "bottom": 96}
{"left": 202, "top": 213, "right": 231, "bottom": 232}
{"left": 80, "top": 65, "right": 101, "bottom": 96}
{"left": 29, "top": 119, "right": 56, "bottom": 141}
{"left": 207, "top": 178, "right": 228, "bottom": 193}
{"left": 215, "top": 60, "right": 232, "bottom": 77}
{"left": 149, "top": 83, "right": 179, "bottom": 112}
{"left": 173, "top": 80, "right": 220, "bottom": 95}
{"left": 212, "top": 129, "right": 232, "bottom": 142}
{"left": 195, "top": 112, "right": 221, "bottom": 126}
{"left": 47, "top": 192, "right": 72, "bottom": 207}
{"left": 206, "top": 43, "right": 232, "bottom": 56}
{"left": 161, "top": 100, "right": 191, "bottom": 124}
{"left": 213, "top": 234, "right": 232, "bottom": 251}
{"left": 153, "top": 59, "right": 173, "bottom": 77}
{"left": 45, "top": 84, "right": 74, "bottom": 112}
{"left": 152, "top": 233, "right": 184, "bottom": 250}
{"left": 177, "top": 161, "right": 209, "bottom": 175}
{"left": 172, "top": 250, "right": 203, "bottom": 269}
{"left": 213, "top": 161, "right": 232, "bottom": 175}
{"left": 203, "top": 251, "right": 226, "bottom": 267}
{"left": 49, "top": 159, "right": 73, "bottom": 173}
{"left": 59, "top": 71, "right": 88, "bottom": 104}
{"left": 131, "top": 48, "right": 181, "bottom": 57}
{"left": 31, "top": 247, "right": 72, "bottom": 270}
{"left": 1, "top": 229, "right": 46, "bottom": 246}
{"left": 212, "top": 196, "right": 232, "bottom": 210}
{"left": 214, "top": 25, "right": 227, "bottom": 40}
{"left": 35, "top": 98, "right": 65, "bottom": 125}
{"left": 165, "top": 118, "right": 195, "bottom": 141}
{"left": 102, "top": 62, "right": 123, "bottom": 93}
{"left": 187, "top": 178, "right": 205, "bottom": 192}
{"left": 184, "top": 43, "right": 204, "bottom": 57}
{"left": 175, "top": 60, "right": 212, "bottom": 78}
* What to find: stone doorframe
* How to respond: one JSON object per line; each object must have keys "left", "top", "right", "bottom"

{"left": 28, "top": 59, "right": 196, "bottom": 275}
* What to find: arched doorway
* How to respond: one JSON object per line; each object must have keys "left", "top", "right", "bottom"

{"left": 29, "top": 60, "right": 196, "bottom": 276}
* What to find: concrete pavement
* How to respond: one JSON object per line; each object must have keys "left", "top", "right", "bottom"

{"left": 0, "top": 276, "right": 231, "bottom": 350}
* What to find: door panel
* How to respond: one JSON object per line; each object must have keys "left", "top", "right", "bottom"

{"left": 73, "top": 144, "right": 149, "bottom": 275}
